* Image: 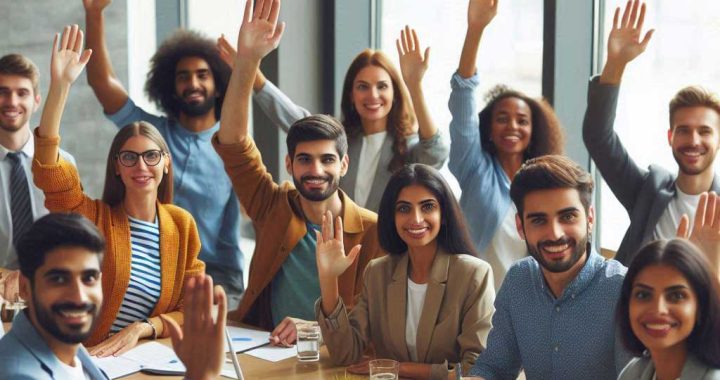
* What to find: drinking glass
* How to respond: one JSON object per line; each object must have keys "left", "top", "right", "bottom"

{"left": 296, "top": 322, "right": 321, "bottom": 362}
{"left": 369, "top": 359, "right": 399, "bottom": 380}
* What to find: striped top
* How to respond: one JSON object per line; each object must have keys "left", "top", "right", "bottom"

{"left": 110, "top": 216, "right": 162, "bottom": 334}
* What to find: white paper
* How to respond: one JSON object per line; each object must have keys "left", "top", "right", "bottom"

{"left": 244, "top": 345, "right": 297, "bottom": 362}
{"left": 225, "top": 326, "right": 272, "bottom": 352}
{"left": 91, "top": 342, "right": 184, "bottom": 379}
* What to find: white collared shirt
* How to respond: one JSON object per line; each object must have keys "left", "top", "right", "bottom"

{"left": 0, "top": 131, "right": 75, "bottom": 268}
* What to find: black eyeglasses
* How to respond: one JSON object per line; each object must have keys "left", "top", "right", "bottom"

{"left": 116, "top": 150, "right": 165, "bottom": 167}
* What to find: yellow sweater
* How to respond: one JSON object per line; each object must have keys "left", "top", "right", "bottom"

{"left": 32, "top": 132, "right": 205, "bottom": 346}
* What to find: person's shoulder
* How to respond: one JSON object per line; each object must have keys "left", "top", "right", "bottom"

{"left": 0, "top": 335, "right": 42, "bottom": 377}
{"left": 617, "top": 356, "right": 651, "bottom": 380}
{"left": 599, "top": 257, "right": 628, "bottom": 282}
{"left": 449, "top": 253, "right": 491, "bottom": 276}
{"left": 160, "top": 203, "right": 194, "bottom": 221}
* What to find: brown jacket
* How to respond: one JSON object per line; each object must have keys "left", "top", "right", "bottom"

{"left": 212, "top": 135, "right": 381, "bottom": 330}
{"left": 316, "top": 250, "right": 495, "bottom": 380}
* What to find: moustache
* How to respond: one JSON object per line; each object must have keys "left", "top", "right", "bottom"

{"left": 51, "top": 302, "right": 96, "bottom": 314}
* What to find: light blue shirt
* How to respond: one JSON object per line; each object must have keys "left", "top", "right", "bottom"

{"left": 107, "top": 99, "right": 244, "bottom": 288}
{"left": 470, "top": 250, "right": 632, "bottom": 380}
{"left": 270, "top": 222, "right": 321, "bottom": 326}
{"left": 448, "top": 72, "right": 513, "bottom": 255}
{"left": 0, "top": 311, "right": 108, "bottom": 379}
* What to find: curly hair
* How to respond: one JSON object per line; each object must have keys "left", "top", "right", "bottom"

{"left": 145, "top": 30, "right": 231, "bottom": 121}
{"left": 478, "top": 85, "right": 564, "bottom": 160}
{"left": 340, "top": 49, "right": 415, "bottom": 172}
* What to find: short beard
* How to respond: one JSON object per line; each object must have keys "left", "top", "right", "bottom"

{"left": 32, "top": 298, "right": 98, "bottom": 344}
{"left": 177, "top": 96, "right": 216, "bottom": 117}
{"left": 293, "top": 174, "right": 339, "bottom": 202}
{"left": 525, "top": 233, "right": 588, "bottom": 274}
{"left": 672, "top": 149, "right": 715, "bottom": 176}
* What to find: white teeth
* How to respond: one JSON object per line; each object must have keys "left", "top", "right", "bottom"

{"left": 407, "top": 228, "right": 428, "bottom": 235}
{"left": 306, "top": 179, "right": 325, "bottom": 184}
{"left": 683, "top": 151, "right": 701, "bottom": 157}
{"left": 60, "top": 311, "right": 87, "bottom": 318}
{"left": 364, "top": 104, "right": 382, "bottom": 110}
{"left": 544, "top": 244, "right": 569, "bottom": 253}
{"left": 2, "top": 111, "right": 19, "bottom": 117}
{"left": 645, "top": 323, "right": 672, "bottom": 330}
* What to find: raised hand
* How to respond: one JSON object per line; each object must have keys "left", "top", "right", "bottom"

{"left": 677, "top": 192, "right": 720, "bottom": 272}
{"left": 467, "top": 0, "right": 498, "bottom": 31}
{"left": 82, "top": 0, "right": 111, "bottom": 12}
{"left": 316, "top": 211, "right": 361, "bottom": 281}
{"left": 162, "top": 275, "right": 227, "bottom": 380}
{"left": 217, "top": 34, "right": 237, "bottom": 68}
{"left": 236, "top": 0, "right": 285, "bottom": 62}
{"left": 396, "top": 26, "right": 429, "bottom": 88}
{"left": 51, "top": 25, "right": 93, "bottom": 87}
{"left": 606, "top": 0, "right": 654, "bottom": 67}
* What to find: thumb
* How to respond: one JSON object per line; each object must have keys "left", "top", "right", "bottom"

{"left": 423, "top": 47, "right": 431, "bottom": 64}
{"left": 677, "top": 214, "right": 690, "bottom": 239}
{"left": 347, "top": 244, "right": 362, "bottom": 263}
{"left": 160, "top": 315, "right": 182, "bottom": 352}
{"left": 80, "top": 49, "right": 93, "bottom": 65}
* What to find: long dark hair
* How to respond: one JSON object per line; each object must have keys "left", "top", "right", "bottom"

{"left": 340, "top": 49, "right": 415, "bottom": 172}
{"left": 377, "top": 164, "right": 477, "bottom": 256}
{"left": 478, "top": 85, "right": 564, "bottom": 160}
{"left": 102, "top": 122, "right": 174, "bottom": 207}
{"left": 617, "top": 239, "right": 720, "bottom": 367}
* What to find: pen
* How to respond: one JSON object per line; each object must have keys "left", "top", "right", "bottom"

{"left": 225, "top": 327, "right": 245, "bottom": 380}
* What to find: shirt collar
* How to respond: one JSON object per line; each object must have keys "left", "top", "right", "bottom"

{"left": 535, "top": 249, "right": 605, "bottom": 302}
{"left": 0, "top": 130, "right": 34, "bottom": 160}
{"left": 172, "top": 119, "right": 220, "bottom": 141}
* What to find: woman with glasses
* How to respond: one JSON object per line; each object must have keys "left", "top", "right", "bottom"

{"left": 32, "top": 25, "right": 204, "bottom": 356}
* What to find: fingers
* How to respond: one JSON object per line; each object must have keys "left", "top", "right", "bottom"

{"left": 677, "top": 214, "right": 690, "bottom": 239}
{"left": 61, "top": 25, "right": 71, "bottom": 51}
{"left": 51, "top": 33, "right": 59, "bottom": 59}
{"left": 640, "top": 29, "right": 654, "bottom": 49}
{"left": 80, "top": 49, "right": 94, "bottom": 66}
{"left": 411, "top": 28, "right": 420, "bottom": 52}
{"left": 259, "top": 0, "right": 273, "bottom": 20}
{"left": 322, "top": 211, "right": 334, "bottom": 241}
{"left": 405, "top": 25, "right": 414, "bottom": 51}
{"left": 270, "top": 317, "right": 295, "bottom": 347}
{"left": 628, "top": 0, "right": 639, "bottom": 28}
{"left": 713, "top": 195, "right": 720, "bottom": 230}
{"left": 612, "top": 7, "right": 620, "bottom": 30}
{"left": 268, "top": 0, "right": 281, "bottom": 27}
{"left": 694, "top": 193, "right": 709, "bottom": 230}
{"left": 271, "top": 21, "right": 285, "bottom": 44}
{"left": 242, "top": 0, "right": 253, "bottom": 24}
{"left": 395, "top": 38, "right": 403, "bottom": 57}
{"left": 73, "top": 29, "right": 85, "bottom": 54}
{"left": 334, "top": 215, "right": 344, "bottom": 244}
{"left": 423, "top": 47, "right": 431, "bottom": 64}
{"left": 635, "top": 2, "right": 646, "bottom": 31}
{"left": 347, "top": 244, "right": 362, "bottom": 264}
{"left": 202, "top": 275, "right": 214, "bottom": 328}
{"left": 185, "top": 276, "right": 200, "bottom": 330}
{"left": 67, "top": 25, "right": 79, "bottom": 53}
{"left": 160, "top": 314, "right": 183, "bottom": 352}
{"left": 706, "top": 192, "right": 717, "bottom": 227}
{"left": 214, "top": 285, "right": 227, "bottom": 332}
{"left": 620, "top": 1, "right": 631, "bottom": 28}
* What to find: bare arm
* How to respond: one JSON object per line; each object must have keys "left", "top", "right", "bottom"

{"left": 36, "top": 25, "right": 92, "bottom": 164}
{"left": 458, "top": 0, "right": 498, "bottom": 78}
{"left": 83, "top": 0, "right": 129, "bottom": 113}
{"left": 397, "top": 26, "right": 437, "bottom": 140}
{"left": 599, "top": 0, "right": 654, "bottom": 85}
{"left": 217, "top": 0, "right": 285, "bottom": 145}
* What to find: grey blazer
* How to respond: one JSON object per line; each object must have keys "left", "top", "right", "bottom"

{"left": 618, "top": 354, "right": 720, "bottom": 380}
{"left": 0, "top": 311, "right": 108, "bottom": 379}
{"left": 315, "top": 250, "right": 495, "bottom": 380}
{"left": 582, "top": 76, "right": 720, "bottom": 265}
{"left": 253, "top": 80, "right": 450, "bottom": 212}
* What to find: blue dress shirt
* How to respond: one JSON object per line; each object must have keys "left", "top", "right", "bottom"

{"left": 0, "top": 311, "right": 108, "bottom": 379}
{"left": 470, "top": 250, "right": 632, "bottom": 380}
{"left": 107, "top": 99, "right": 244, "bottom": 291}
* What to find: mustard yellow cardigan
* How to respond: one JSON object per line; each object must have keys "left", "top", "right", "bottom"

{"left": 32, "top": 132, "right": 205, "bottom": 346}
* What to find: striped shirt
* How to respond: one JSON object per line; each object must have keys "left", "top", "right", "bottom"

{"left": 110, "top": 216, "right": 162, "bottom": 334}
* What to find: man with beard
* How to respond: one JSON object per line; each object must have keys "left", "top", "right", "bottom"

{"left": 583, "top": 0, "right": 720, "bottom": 265}
{"left": 0, "top": 54, "right": 76, "bottom": 303}
{"left": 83, "top": 0, "right": 246, "bottom": 308}
{"left": 212, "top": 0, "right": 381, "bottom": 342}
{"left": 467, "top": 155, "right": 630, "bottom": 380}
{"left": 0, "top": 213, "right": 107, "bottom": 379}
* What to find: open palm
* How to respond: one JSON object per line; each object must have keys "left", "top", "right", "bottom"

{"left": 236, "top": 0, "right": 285, "bottom": 61}
{"left": 316, "top": 211, "right": 361, "bottom": 280}
{"left": 82, "top": 0, "right": 111, "bottom": 12}
{"left": 51, "top": 25, "right": 92, "bottom": 86}
{"left": 396, "top": 26, "right": 429, "bottom": 87}
{"left": 606, "top": 0, "right": 653, "bottom": 65}
{"left": 467, "top": 0, "right": 498, "bottom": 30}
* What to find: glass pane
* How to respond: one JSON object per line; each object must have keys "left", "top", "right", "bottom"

{"left": 598, "top": 0, "right": 720, "bottom": 250}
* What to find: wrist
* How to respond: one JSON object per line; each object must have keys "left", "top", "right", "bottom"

{"left": 599, "top": 59, "right": 627, "bottom": 85}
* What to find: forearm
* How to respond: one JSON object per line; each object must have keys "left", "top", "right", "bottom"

{"left": 599, "top": 58, "right": 627, "bottom": 85}
{"left": 253, "top": 68, "right": 267, "bottom": 92}
{"left": 406, "top": 83, "right": 438, "bottom": 140}
{"left": 85, "top": 8, "right": 128, "bottom": 113}
{"left": 399, "top": 362, "right": 433, "bottom": 380}
{"left": 218, "top": 59, "right": 259, "bottom": 144}
{"left": 458, "top": 26, "right": 484, "bottom": 78}
{"left": 319, "top": 276, "right": 340, "bottom": 316}
{"left": 36, "top": 82, "right": 71, "bottom": 164}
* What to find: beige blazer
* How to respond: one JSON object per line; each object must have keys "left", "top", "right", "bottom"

{"left": 316, "top": 249, "right": 495, "bottom": 380}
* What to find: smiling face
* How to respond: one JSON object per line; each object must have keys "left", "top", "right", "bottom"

{"left": 114, "top": 135, "right": 169, "bottom": 200}
{"left": 668, "top": 106, "right": 720, "bottom": 176}
{"left": 490, "top": 96, "right": 532, "bottom": 158}
{"left": 517, "top": 187, "right": 593, "bottom": 274}
{"left": 174, "top": 56, "right": 217, "bottom": 117}
{"left": 394, "top": 184, "right": 442, "bottom": 249}
{"left": 0, "top": 74, "right": 39, "bottom": 134}
{"left": 286, "top": 140, "right": 348, "bottom": 202}
{"left": 350, "top": 65, "right": 394, "bottom": 127}
{"left": 19, "top": 246, "right": 102, "bottom": 345}
{"left": 629, "top": 264, "right": 698, "bottom": 355}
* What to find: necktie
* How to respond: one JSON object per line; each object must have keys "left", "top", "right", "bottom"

{"left": 7, "top": 152, "right": 33, "bottom": 246}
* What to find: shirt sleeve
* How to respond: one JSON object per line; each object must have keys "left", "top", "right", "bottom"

{"left": 253, "top": 80, "right": 312, "bottom": 133}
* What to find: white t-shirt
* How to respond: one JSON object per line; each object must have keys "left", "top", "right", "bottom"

{"left": 56, "top": 356, "right": 90, "bottom": 380}
{"left": 484, "top": 203, "right": 526, "bottom": 291}
{"left": 354, "top": 131, "right": 387, "bottom": 207}
{"left": 405, "top": 278, "right": 428, "bottom": 362}
{"left": 653, "top": 185, "right": 702, "bottom": 240}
